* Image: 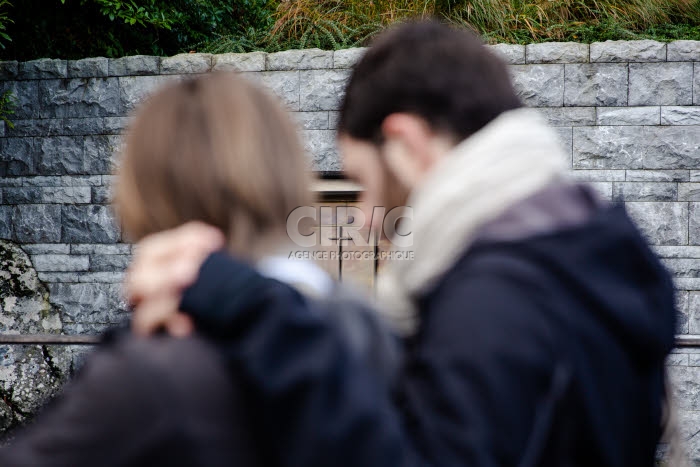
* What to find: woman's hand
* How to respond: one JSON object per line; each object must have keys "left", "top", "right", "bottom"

{"left": 126, "top": 222, "right": 226, "bottom": 336}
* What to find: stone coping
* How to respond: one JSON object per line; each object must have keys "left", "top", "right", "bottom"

{"left": 0, "top": 40, "right": 699, "bottom": 81}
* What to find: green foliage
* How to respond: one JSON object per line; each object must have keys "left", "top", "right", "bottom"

{"left": 0, "top": 0, "right": 699, "bottom": 59}
{"left": 0, "top": 0, "right": 12, "bottom": 50}
{"left": 0, "top": 90, "right": 16, "bottom": 130}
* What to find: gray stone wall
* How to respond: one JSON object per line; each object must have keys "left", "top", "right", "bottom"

{"left": 2, "top": 41, "right": 700, "bottom": 457}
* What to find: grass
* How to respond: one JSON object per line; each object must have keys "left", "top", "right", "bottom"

{"left": 197, "top": 0, "right": 700, "bottom": 54}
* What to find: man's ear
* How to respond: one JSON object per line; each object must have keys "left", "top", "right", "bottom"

{"left": 380, "top": 113, "right": 434, "bottom": 170}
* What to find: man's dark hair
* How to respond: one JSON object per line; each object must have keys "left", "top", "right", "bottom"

{"left": 338, "top": 20, "right": 522, "bottom": 144}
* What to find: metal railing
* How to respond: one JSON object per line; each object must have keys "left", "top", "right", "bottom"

{"left": 1, "top": 333, "right": 699, "bottom": 347}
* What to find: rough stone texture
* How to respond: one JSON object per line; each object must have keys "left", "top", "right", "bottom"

{"left": 39, "top": 78, "right": 121, "bottom": 118}
{"left": 160, "top": 53, "right": 212, "bottom": 74}
{"left": 0, "top": 61, "right": 18, "bottom": 80}
{"left": 627, "top": 170, "right": 689, "bottom": 182}
{"left": 61, "top": 205, "right": 120, "bottom": 243}
{"left": 108, "top": 55, "right": 160, "bottom": 76}
{"left": 267, "top": 49, "right": 333, "bottom": 71}
{"left": 526, "top": 42, "right": 588, "bottom": 63}
{"left": 300, "top": 69, "right": 351, "bottom": 111}
{"left": 537, "top": 107, "right": 595, "bottom": 126}
{"left": 573, "top": 126, "right": 645, "bottom": 169}
{"left": 661, "top": 107, "right": 700, "bottom": 125}
{"left": 244, "top": 71, "right": 300, "bottom": 111}
{"left": 67, "top": 58, "right": 109, "bottom": 78}
{"left": 510, "top": 64, "right": 564, "bottom": 107}
{"left": 0, "top": 241, "right": 70, "bottom": 433}
{"left": 625, "top": 202, "right": 688, "bottom": 245}
{"left": 12, "top": 205, "right": 62, "bottom": 243}
{"left": 629, "top": 63, "right": 693, "bottom": 106}
{"left": 212, "top": 52, "right": 266, "bottom": 72}
{"left": 612, "top": 182, "right": 677, "bottom": 201}
{"left": 487, "top": 44, "right": 525, "bottom": 64}
{"left": 119, "top": 75, "right": 178, "bottom": 112}
{"left": 0, "top": 80, "right": 40, "bottom": 120}
{"left": 679, "top": 184, "right": 700, "bottom": 201}
{"left": 644, "top": 127, "right": 700, "bottom": 170}
{"left": 667, "top": 41, "right": 700, "bottom": 62}
{"left": 303, "top": 130, "right": 340, "bottom": 172}
{"left": 596, "top": 107, "right": 659, "bottom": 125}
{"left": 18, "top": 59, "right": 68, "bottom": 79}
{"left": 333, "top": 48, "right": 367, "bottom": 68}
{"left": 564, "top": 64, "right": 627, "bottom": 107}
{"left": 590, "top": 40, "right": 666, "bottom": 62}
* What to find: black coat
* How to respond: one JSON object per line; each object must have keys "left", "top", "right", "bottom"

{"left": 179, "top": 203, "right": 676, "bottom": 466}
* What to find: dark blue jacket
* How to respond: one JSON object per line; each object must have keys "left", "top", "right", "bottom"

{"left": 181, "top": 203, "right": 676, "bottom": 466}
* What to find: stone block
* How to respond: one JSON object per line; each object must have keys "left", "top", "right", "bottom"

{"left": 571, "top": 170, "right": 626, "bottom": 182}
{"left": 36, "top": 136, "right": 85, "bottom": 175}
{"left": 293, "top": 111, "right": 329, "bottom": 130}
{"left": 661, "top": 107, "right": 700, "bottom": 125}
{"left": 108, "top": 55, "right": 160, "bottom": 76}
{"left": 679, "top": 184, "right": 700, "bottom": 202}
{"left": 564, "top": 63, "right": 627, "bottom": 106}
{"left": 103, "top": 117, "right": 130, "bottom": 134}
{"left": 89, "top": 254, "right": 131, "bottom": 272}
{"left": 643, "top": 127, "right": 700, "bottom": 170}
{"left": 267, "top": 49, "right": 333, "bottom": 70}
{"left": 61, "top": 205, "right": 121, "bottom": 243}
{"left": 160, "top": 53, "right": 212, "bottom": 74}
{"left": 42, "top": 186, "right": 91, "bottom": 204}
{"left": 487, "top": 44, "right": 525, "bottom": 64}
{"left": 667, "top": 41, "right": 700, "bottom": 61}
{"left": 537, "top": 107, "right": 595, "bottom": 126}
{"left": 300, "top": 69, "right": 351, "bottom": 111}
{"left": 0, "top": 206, "right": 11, "bottom": 239}
{"left": 629, "top": 63, "right": 693, "bottom": 106}
{"left": 510, "top": 64, "right": 564, "bottom": 107}
{"left": 596, "top": 107, "right": 659, "bottom": 125}
{"left": 664, "top": 258, "right": 700, "bottom": 278}
{"left": 0, "top": 61, "right": 17, "bottom": 79}
{"left": 18, "top": 59, "right": 67, "bottom": 79}
{"left": 68, "top": 57, "right": 109, "bottom": 78}
{"left": 39, "top": 78, "right": 121, "bottom": 118}
{"left": 613, "top": 182, "right": 677, "bottom": 202}
{"left": 32, "top": 254, "right": 89, "bottom": 272}
{"left": 526, "top": 42, "right": 588, "bottom": 63}
{"left": 83, "top": 135, "right": 120, "bottom": 175}
{"left": 71, "top": 244, "right": 131, "bottom": 255}
{"left": 5, "top": 117, "right": 111, "bottom": 137}
{"left": 2, "top": 187, "right": 41, "bottom": 204}
{"left": 625, "top": 202, "right": 687, "bottom": 245}
{"left": 334, "top": 48, "right": 368, "bottom": 68}
{"left": 696, "top": 63, "right": 700, "bottom": 106}
{"left": 690, "top": 292, "right": 700, "bottom": 333}
{"left": 590, "top": 40, "right": 666, "bottom": 62}
{"left": 0, "top": 80, "right": 40, "bottom": 119}
{"left": 119, "top": 75, "right": 178, "bottom": 112}
{"left": 243, "top": 71, "right": 300, "bottom": 111}
{"left": 691, "top": 203, "right": 700, "bottom": 245}
{"left": 12, "top": 204, "right": 62, "bottom": 243}
{"left": 626, "top": 170, "right": 688, "bottom": 182}
{"left": 573, "top": 126, "right": 645, "bottom": 169}
{"left": 0, "top": 137, "right": 35, "bottom": 176}
{"left": 23, "top": 175, "right": 102, "bottom": 187}
{"left": 304, "top": 130, "right": 340, "bottom": 172}
{"left": 677, "top": 290, "right": 690, "bottom": 334}
{"left": 212, "top": 52, "right": 266, "bottom": 72}
{"left": 21, "top": 244, "right": 70, "bottom": 254}
{"left": 654, "top": 246, "right": 700, "bottom": 258}
{"left": 91, "top": 185, "right": 112, "bottom": 204}
{"left": 48, "top": 283, "right": 127, "bottom": 324}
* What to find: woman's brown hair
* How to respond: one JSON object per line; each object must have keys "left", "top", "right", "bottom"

{"left": 114, "top": 72, "right": 311, "bottom": 259}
